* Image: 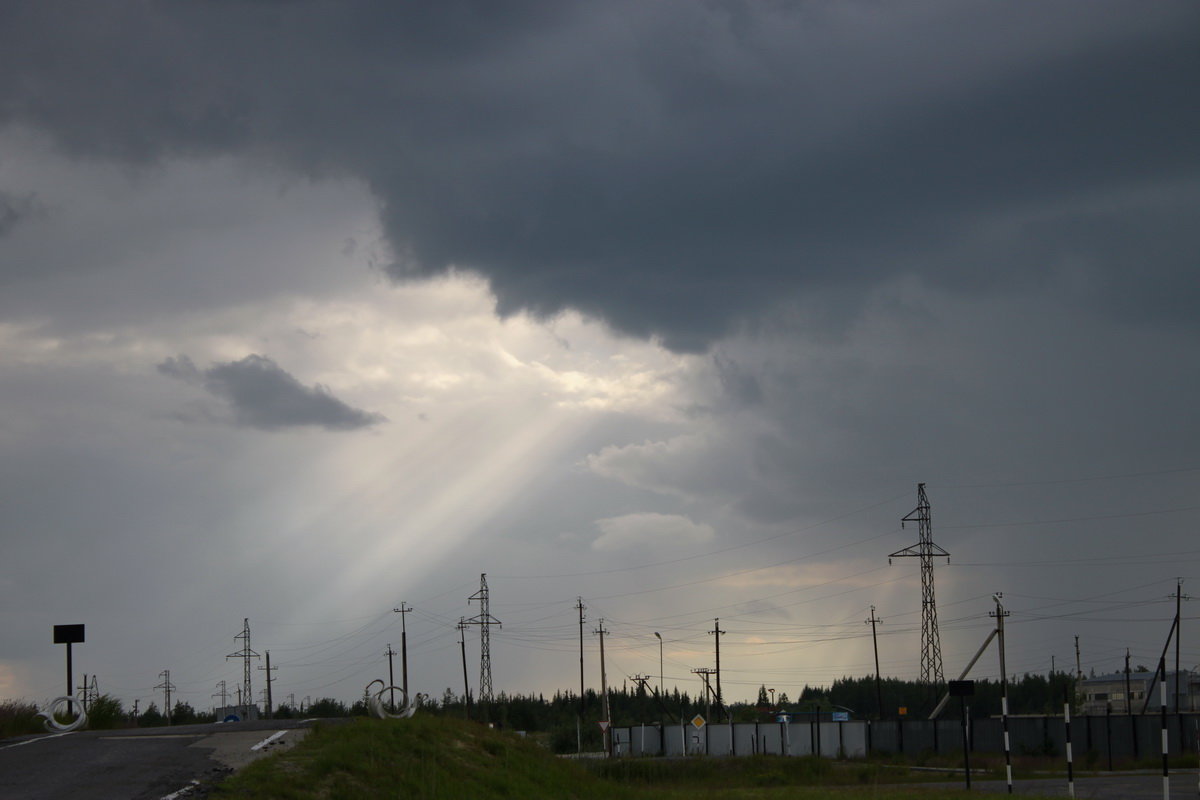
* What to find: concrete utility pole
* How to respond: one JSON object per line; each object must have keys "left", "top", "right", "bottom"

{"left": 1169, "top": 579, "right": 1190, "bottom": 712}
{"left": 257, "top": 651, "right": 278, "bottom": 719}
{"left": 457, "top": 617, "right": 471, "bottom": 719}
{"left": 393, "top": 603, "right": 412, "bottom": 699}
{"left": 576, "top": 597, "right": 586, "bottom": 755}
{"left": 889, "top": 483, "right": 950, "bottom": 690}
{"left": 692, "top": 668, "right": 716, "bottom": 719}
{"left": 465, "top": 574, "right": 501, "bottom": 704}
{"left": 1125, "top": 649, "right": 1133, "bottom": 717}
{"left": 385, "top": 644, "right": 398, "bottom": 711}
{"left": 654, "top": 632, "right": 664, "bottom": 699}
{"left": 866, "top": 606, "right": 884, "bottom": 719}
{"left": 155, "top": 670, "right": 175, "bottom": 725}
{"left": 595, "top": 619, "right": 611, "bottom": 755}
{"left": 226, "top": 618, "right": 260, "bottom": 719}
{"left": 709, "top": 618, "right": 726, "bottom": 721}
{"left": 990, "top": 593, "right": 1013, "bottom": 795}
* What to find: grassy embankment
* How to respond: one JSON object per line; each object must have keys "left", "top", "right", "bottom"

{"left": 214, "top": 714, "right": 1062, "bottom": 799}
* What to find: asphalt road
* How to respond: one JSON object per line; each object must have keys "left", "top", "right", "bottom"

{"left": 0, "top": 718, "right": 322, "bottom": 800}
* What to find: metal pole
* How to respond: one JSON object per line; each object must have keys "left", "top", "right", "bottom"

{"left": 1106, "top": 703, "right": 1113, "bottom": 771}
{"left": 961, "top": 695, "right": 971, "bottom": 791}
{"left": 66, "top": 643, "right": 73, "bottom": 699}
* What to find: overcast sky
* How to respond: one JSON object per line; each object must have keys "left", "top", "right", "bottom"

{"left": 2, "top": 1, "right": 1198, "bottom": 716}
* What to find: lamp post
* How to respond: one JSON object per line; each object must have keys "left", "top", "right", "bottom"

{"left": 653, "top": 632, "right": 663, "bottom": 698}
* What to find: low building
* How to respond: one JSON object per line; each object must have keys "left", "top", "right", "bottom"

{"left": 1079, "top": 670, "right": 1194, "bottom": 715}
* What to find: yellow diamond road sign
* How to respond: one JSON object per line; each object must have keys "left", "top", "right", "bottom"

{"left": 691, "top": 714, "right": 706, "bottom": 729}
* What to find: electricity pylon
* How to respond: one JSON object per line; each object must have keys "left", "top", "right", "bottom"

{"left": 465, "top": 574, "right": 501, "bottom": 703}
{"left": 889, "top": 483, "right": 949, "bottom": 687}
{"left": 227, "top": 618, "right": 260, "bottom": 719}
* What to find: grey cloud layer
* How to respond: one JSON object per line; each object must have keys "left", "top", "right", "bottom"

{"left": 158, "top": 354, "right": 385, "bottom": 431}
{"left": 3, "top": 1, "right": 1195, "bottom": 350}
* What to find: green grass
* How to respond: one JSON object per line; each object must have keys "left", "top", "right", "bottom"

{"left": 213, "top": 715, "right": 639, "bottom": 799}
{"left": 213, "top": 715, "right": 1066, "bottom": 799}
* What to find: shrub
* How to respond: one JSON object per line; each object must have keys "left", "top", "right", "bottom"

{"left": 87, "top": 695, "right": 125, "bottom": 730}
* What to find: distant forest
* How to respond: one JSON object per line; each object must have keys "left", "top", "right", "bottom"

{"left": 65, "top": 671, "right": 1098, "bottom": 753}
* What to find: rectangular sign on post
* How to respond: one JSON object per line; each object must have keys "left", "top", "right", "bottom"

{"left": 53, "top": 624, "right": 85, "bottom": 644}
{"left": 948, "top": 680, "right": 975, "bottom": 697}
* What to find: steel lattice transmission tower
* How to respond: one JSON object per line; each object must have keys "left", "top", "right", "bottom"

{"left": 889, "top": 483, "right": 950, "bottom": 686}
{"left": 226, "top": 618, "right": 260, "bottom": 718}
{"left": 466, "top": 573, "right": 501, "bottom": 703}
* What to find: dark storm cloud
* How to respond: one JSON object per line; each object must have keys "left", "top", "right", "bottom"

{"left": 2, "top": 1, "right": 1197, "bottom": 349}
{"left": 158, "top": 354, "right": 385, "bottom": 431}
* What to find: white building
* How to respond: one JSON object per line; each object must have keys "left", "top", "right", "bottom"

{"left": 1079, "top": 670, "right": 1196, "bottom": 715}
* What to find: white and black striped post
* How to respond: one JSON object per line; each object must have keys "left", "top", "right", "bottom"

{"left": 993, "top": 594, "right": 1013, "bottom": 794}
{"left": 1160, "top": 657, "right": 1169, "bottom": 800}
{"left": 1064, "top": 690, "right": 1075, "bottom": 799}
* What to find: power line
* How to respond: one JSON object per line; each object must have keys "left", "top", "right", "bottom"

{"left": 936, "top": 465, "right": 1200, "bottom": 489}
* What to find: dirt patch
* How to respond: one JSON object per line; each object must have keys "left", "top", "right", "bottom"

{"left": 190, "top": 727, "right": 312, "bottom": 771}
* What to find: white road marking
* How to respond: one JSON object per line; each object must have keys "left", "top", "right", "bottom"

{"left": 159, "top": 779, "right": 200, "bottom": 799}
{"left": 0, "top": 731, "right": 73, "bottom": 749}
{"left": 99, "top": 734, "right": 203, "bottom": 740}
{"left": 251, "top": 730, "right": 287, "bottom": 751}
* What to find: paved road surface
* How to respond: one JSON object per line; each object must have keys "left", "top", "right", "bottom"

{"left": 0, "top": 718, "right": 325, "bottom": 800}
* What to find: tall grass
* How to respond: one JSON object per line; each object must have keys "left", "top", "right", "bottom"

{"left": 0, "top": 700, "right": 43, "bottom": 739}
{"left": 215, "top": 716, "right": 639, "bottom": 800}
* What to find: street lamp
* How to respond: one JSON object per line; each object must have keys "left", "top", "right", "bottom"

{"left": 653, "top": 632, "right": 663, "bottom": 698}
{"left": 769, "top": 687, "right": 776, "bottom": 707}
